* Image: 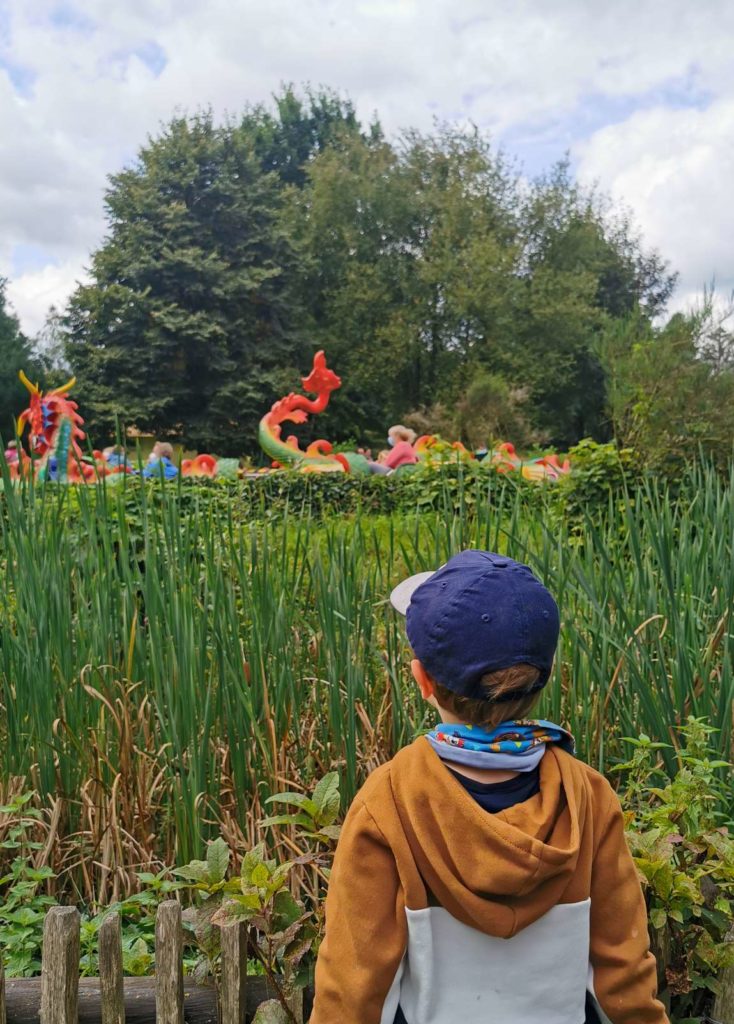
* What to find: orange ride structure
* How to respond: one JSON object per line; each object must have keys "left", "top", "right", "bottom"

{"left": 9, "top": 372, "right": 225, "bottom": 483}
{"left": 258, "top": 351, "right": 571, "bottom": 481}
{"left": 258, "top": 351, "right": 371, "bottom": 474}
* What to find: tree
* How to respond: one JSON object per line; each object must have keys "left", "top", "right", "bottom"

{"left": 241, "top": 85, "right": 378, "bottom": 187}
{"left": 65, "top": 90, "right": 370, "bottom": 454}
{"left": 0, "top": 280, "right": 43, "bottom": 439}
{"left": 63, "top": 94, "right": 677, "bottom": 455}
{"left": 294, "top": 132, "right": 674, "bottom": 449}
{"left": 66, "top": 113, "right": 311, "bottom": 454}
{"left": 599, "top": 309, "right": 734, "bottom": 470}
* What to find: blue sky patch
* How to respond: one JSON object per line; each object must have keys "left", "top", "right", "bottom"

{"left": 0, "top": 57, "right": 37, "bottom": 97}
{"left": 134, "top": 40, "right": 167, "bottom": 78}
{"left": 11, "top": 245, "right": 53, "bottom": 278}
{"left": 49, "top": 4, "right": 96, "bottom": 34}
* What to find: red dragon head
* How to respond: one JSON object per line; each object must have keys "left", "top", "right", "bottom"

{"left": 301, "top": 350, "right": 342, "bottom": 397}
{"left": 17, "top": 371, "right": 86, "bottom": 458}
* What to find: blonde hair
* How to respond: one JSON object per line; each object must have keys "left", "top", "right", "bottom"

{"left": 155, "top": 442, "right": 174, "bottom": 460}
{"left": 389, "top": 424, "right": 417, "bottom": 445}
{"left": 432, "top": 663, "right": 541, "bottom": 729}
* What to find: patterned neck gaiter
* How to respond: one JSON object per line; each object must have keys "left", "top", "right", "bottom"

{"left": 426, "top": 719, "right": 575, "bottom": 772}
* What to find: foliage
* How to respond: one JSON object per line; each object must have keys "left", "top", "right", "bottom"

{"left": 0, "top": 792, "right": 56, "bottom": 976}
{"left": 0, "top": 280, "right": 48, "bottom": 436}
{"left": 599, "top": 302, "right": 734, "bottom": 473}
{"left": 297, "top": 137, "right": 674, "bottom": 450}
{"left": 617, "top": 719, "right": 734, "bottom": 1022}
{"left": 262, "top": 771, "right": 342, "bottom": 842}
{"left": 62, "top": 89, "right": 677, "bottom": 455}
{"left": 64, "top": 118, "right": 305, "bottom": 454}
{"left": 63, "top": 88, "right": 367, "bottom": 456}
{"left": 553, "top": 438, "right": 640, "bottom": 524}
{"left": 0, "top": 458, "right": 732, "bottom": 906}
{"left": 169, "top": 772, "right": 343, "bottom": 1020}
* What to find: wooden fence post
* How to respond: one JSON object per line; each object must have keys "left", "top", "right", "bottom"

{"left": 0, "top": 958, "right": 6, "bottom": 1024}
{"left": 713, "top": 925, "right": 734, "bottom": 1024}
{"left": 40, "top": 906, "right": 80, "bottom": 1024}
{"left": 156, "top": 900, "right": 184, "bottom": 1024}
{"left": 220, "top": 920, "right": 247, "bottom": 1024}
{"left": 99, "top": 912, "right": 124, "bottom": 1024}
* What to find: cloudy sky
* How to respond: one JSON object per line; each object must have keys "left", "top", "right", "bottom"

{"left": 2, "top": 0, "right": 733, "bottom": 335}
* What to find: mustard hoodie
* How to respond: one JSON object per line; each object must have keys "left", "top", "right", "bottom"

{"left": 311, "top": 737, "right": 668, "bottom": 1024}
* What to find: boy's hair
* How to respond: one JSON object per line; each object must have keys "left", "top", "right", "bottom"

{"left": 432, "top": 663, "right": 541, "bottom": 729}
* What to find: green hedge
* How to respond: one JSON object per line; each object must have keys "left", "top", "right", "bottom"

{"left": 0, "top": 440, "right": 652, "bottom": 526}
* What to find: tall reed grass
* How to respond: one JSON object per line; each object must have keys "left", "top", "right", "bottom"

{"left": 0, "top": 463, "right": 731, "bottom": 904}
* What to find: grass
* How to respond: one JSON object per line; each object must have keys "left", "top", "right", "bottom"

{"left": 0, "top": 461, "right": 731, "bottom": 905}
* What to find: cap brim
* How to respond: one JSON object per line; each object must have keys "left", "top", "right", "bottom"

{"left": 389, "top": 570, "right": 436, "bottom": 615}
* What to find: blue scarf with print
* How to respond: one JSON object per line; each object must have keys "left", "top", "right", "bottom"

{"left": 426, "top": 719, "right": 575, "bottom": 772}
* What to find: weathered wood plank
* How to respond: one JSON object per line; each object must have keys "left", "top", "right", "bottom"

{"left": 219, "top": 922, "right": 247, "bottom": 1024}
{"left": 5, "top": 977, "right": 300, "bottom": 1023}
{"left": 98, "top": 914, "right": 124, "bottom": 1024}
{"left": 40, "top": 906, "right": 80, "bottom": 1024}
{"left": 155, "top": 902, "right": 184, "bottom": 1024}
{"left": 5, "top": 979, "right": 216, "bottom": 1024}
{"left": 0, "top": 958, "right": 7, "bottom": 1024}
{"left": 713, "top": 925, "right": 734, "bottom": 1024}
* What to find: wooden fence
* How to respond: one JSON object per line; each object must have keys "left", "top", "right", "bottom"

{"left": 4, "top": 905, "right": 733, "bottom": 1024}
{"left": 0, "top": 903, "right": 305, "bottom": 1024}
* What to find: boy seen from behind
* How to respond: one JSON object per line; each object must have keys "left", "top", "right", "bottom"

{"left": 310, "top": 550, "right": 668, "bottom": 1024}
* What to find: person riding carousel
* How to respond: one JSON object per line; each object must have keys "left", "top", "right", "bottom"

{"left": 369, "top": 425, "right": 419, "bottom": 475}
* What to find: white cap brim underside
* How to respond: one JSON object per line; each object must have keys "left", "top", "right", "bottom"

{"left": 389, "top": 570, "right": 436, "bottom": 615}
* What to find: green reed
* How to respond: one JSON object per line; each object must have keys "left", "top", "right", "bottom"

{"left": 0, "top": 461, "right": 731, "bottom": 876}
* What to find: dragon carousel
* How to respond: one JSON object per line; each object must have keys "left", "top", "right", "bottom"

{"left": 257, "top": 351, "right": 570, "bottom": 482}
{"left": 4, "top": 357, "right": 571, "bottom": 483}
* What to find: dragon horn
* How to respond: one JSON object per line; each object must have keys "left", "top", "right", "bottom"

{"left": 49, "top": 376, "right": 76, "bottom": 396}
{"left": 18, "top": 370, "right": 40, "bottom": 396}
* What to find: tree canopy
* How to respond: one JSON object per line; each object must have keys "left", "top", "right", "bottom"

{"left": 0, "top": 280, "right": 46, "bottom": 439}
{"left": 63, "top": 86, "right": 704, "bottom": 458}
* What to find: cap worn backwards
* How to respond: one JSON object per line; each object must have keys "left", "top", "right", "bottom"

{"left": 390, "top": 550, "right": 559, "bottom": 701}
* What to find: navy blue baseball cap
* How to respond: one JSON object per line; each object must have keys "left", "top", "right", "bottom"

{"left": 390, "top": 550, "right": 559, "bottom": 702}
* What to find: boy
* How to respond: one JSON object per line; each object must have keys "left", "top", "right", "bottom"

{"left": 310, "top": 550, "right": 667, "bottom": 1024}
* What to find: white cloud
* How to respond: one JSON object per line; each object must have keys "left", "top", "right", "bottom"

{"left": 6, "top": 260, "right": 89, "bottom": 337}
{"left": 574, "top": 98, "right": 734, "bottom": 305}
{"left": 1, "top": 0, "right": 734, "bottom": 333}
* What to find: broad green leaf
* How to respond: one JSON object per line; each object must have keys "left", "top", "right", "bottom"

{"left": 251, "top": 862, "right": 270, "bottom": 887}
{"left": 242, "top": 844, "right": 266, "bottom": 876}
{"left": 312, "top": 773, "right": 340, "bottom": 814}
{"left": 172, "top": 860, "right": 208, "bottom": 882}
{"left": 206, "top": 837, "right": 230, "bottom": 883}
{"left": 260, "top": 813, "right": 315, "bottom": 830}
{"left": 265, "top": 793, "right": 319, "bottom": 818}
{"left": 314, "top": 824, "right": 342, "bottom": 842}
{"left": 650, "top": 907, "right": 667, "bottom": 930}
{"left": 273, "top": 889, "right": 303, "bottom": 930}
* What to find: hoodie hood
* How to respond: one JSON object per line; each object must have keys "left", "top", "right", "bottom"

{"left": 387, "top": 737, "right": 588, "bottom": 938}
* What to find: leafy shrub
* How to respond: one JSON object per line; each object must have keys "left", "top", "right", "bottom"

{"left": 0, "top": 749, "right": 731, "bottom": 1024}
{"left": 0, "top": 793, "right": 55, "bottom": 976}
{"left": 553, "top": 438, "right": 640, "bottom": 522}
{"left": 616, "top": 718, "right": 734, "bottom": 1022}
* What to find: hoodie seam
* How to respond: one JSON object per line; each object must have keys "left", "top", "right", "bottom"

{"left": 591, "top": 785, "right": 619, "bottom": 858}
{"left": 356, "top": 794, "right": 393, "bottom": 850}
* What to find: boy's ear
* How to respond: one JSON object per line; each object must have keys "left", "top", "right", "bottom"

{"left": 411, "top": 659, "right": 436, "bottom": 700}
